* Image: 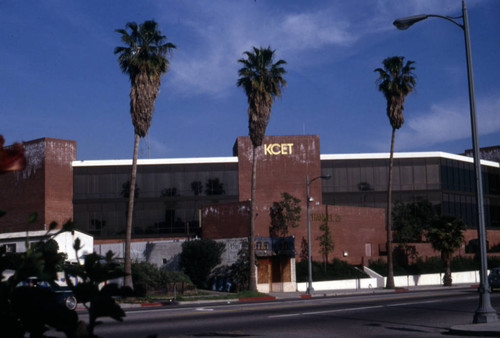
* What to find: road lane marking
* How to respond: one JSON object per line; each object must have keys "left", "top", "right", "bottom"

{"left": 268, "top": 313, "right": 301, "bottom": 318}
{"left": 269, "top": 305, "right": 383, "bottom": 318}
{"left": 386, "top": 300, "right": 441, "bottom": 307}
{"left": 302, "top": 305, "right": 384, "bottom": 316}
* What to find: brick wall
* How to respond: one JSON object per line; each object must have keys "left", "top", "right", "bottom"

{"left": 201, "top": 135, "right": 387, "bottom": 266}
{"left": 0, "top": 138, "right": 75, "bottom": 232}
{"left": 202, "top": 201, "right": 251, "bottom": 239}
{"left": 44, "top": 139, "right": 76, "bottom": 227}
{"left": 234, "top": 135, "right": 322, "bottom": 233}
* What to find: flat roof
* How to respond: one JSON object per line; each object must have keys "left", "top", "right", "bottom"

{"left": 72, "top": 152, "right": 499, "bottom": 168}
{"left": 320, "top": 151, "right": 500, "bottom": 168}
{"left": 72, "top": 156, "right": 238, "bottom": 167}
{"left": 0, "top": 229, "right": 90, "bottom": 240}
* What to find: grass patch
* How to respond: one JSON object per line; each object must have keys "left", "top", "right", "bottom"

{"left": 118, "top": 290, "right": 270, "bottom": 303}
{"left": 176, "top": 290, "right": 268, "bottom": 301}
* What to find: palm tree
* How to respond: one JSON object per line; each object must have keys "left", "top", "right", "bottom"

{"left": 115, "top": 20, "right": 176, "bottom": 288}
{"left": 426, "top": 215, "right": 465, "bottom": 286}
{"left": 237, "top": 46, "right": 286, "bottom": 291}
{"left": 375, "top": 56, "right": 416, "bottom": 289}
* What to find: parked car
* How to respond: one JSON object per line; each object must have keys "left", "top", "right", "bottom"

{"left": 16, "top": 277, "right": 77, "bottom": 310}
{"left": 13, "top": 277, "right": 78, "bottom": 336}
{"left": 488, "top": 267, "right": 500, "bottom": 290}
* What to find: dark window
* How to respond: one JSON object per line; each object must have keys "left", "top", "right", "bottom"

{"left": 73, "top": 161, "right": 238, "bottom": 238}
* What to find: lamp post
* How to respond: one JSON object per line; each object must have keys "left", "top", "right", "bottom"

{"left": 306, "top": 174, "right": 331, "bottom": 295}
{"left": 394, "top": 0, "right": 497, "bottom": 324}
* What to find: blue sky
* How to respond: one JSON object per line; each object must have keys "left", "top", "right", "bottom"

{"left": 1, "top": 0, "right": 499, "bottom": 160}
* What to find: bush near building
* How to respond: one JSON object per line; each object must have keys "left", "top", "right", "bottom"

{"left": 179, "top": 239, "right": 225, "bottom": 289}
{"left": 368, "top": 256, "right": 500, "bottom": 276}
{"left": 296, "top": 259, "right": 367, "bottom": 282}
{"left": 131, "top": 261, "right": 192, "bottom": 296}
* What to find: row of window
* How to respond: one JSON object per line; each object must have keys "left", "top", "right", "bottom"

{"left": 74, "top": 194, "right": 238, "bottom": 237}
{"left": 321, "top": 158, "right": 441, "bottom": 193}
{"left": 73, "top": 157, "right": 500, "bottom": 237}
{"left": 74, "top": 163, "right": 239, "bottom": 199}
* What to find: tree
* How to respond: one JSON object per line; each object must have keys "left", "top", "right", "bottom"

{"left": 229, "top": 240, "right": 250, "bottom": 292}
{"left": 115, "top": 20, "right": 176, "bottom": 288}
{"left": 299, "top": 237, "right": 309, "bottom": 262}
{"left": 191, "top": 181, "right": 203, "bottom": 196}
{"left": 179, "top": 239, "right": 225, "bottom": 289}
{"left": 426, "top": 215, "right": 465, "bottom": 286}
{"left": 317, "top": 222, "right": 335, "bottom": 272}
{"left": 237, "top": 46, "right": 286, "bottom": 291}
{"left": 269, "top": 192, "right": 301, "bottom": 238}
{"left": 392, "top": 199, "right": 436, "bottom": 264}
{"left": 205, "top": 178, "right": 225, "bottom": 196}
{"left": 375, "top": 56, "right": 416, "bottom": 289}
{"left": 393, "top": 200, "right": 436, "bottom": 244}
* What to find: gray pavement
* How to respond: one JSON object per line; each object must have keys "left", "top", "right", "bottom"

{"left": 268, "top": 285, "right": 500, "bottom": 336}
{"left": 112, "top": 284, "right": 500, "bottom": 336}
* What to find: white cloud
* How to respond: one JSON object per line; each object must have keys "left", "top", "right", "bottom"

{"left": 375, "top": 0, "right": 462, "bottom": 18}
{"left": 137, "top": 136, "right": 171, "bottom": 158}
{"left": 278, "top": 11, "right": 357, "bottom": 50}
{"left": 161, "top": 0, "right": 489, "bottom": 99}
{"left": 165, "top": 2, "right": 360, "bottom": 97}
{"left": 396, "top": 95, "right": 500, "bottom": 150}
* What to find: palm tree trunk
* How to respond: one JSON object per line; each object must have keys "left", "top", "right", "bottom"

{"left": 249, "top": 146, "right": 258, "bottom": 291}
{"left": 386, "top": 127, "right": 396, "bottom": 289}
{"left": 124, "top": 133, "right": 140, "bottom": 289}
{"left": 443, "top": 252, "right": 452, "bottom": 286}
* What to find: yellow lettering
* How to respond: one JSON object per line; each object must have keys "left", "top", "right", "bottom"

{"left": 263, "top": 143, "right": 295, "bottom": 155}
{"left": 272, "top": 144, "right": 281, "bottom": 155}
{"left": 264, "top": 144, "right": 272, "bottom": 155}
{"left": 310, "top": 213, "right": 342, "bottom": 223}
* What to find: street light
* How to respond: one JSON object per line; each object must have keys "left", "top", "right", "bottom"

{"left": 306, "top": 174, "right": 331, "bottom": 295}
{"left": 394, "top": 0, "right": 497, "bottom": 324}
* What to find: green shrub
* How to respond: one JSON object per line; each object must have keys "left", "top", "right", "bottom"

{"left": 367, "top": 258, "right": 408, "bottom": 276}
{"left": 296, "top": 259, "right": 367, "bottom": 282}
{"left": 488, "top": 257, "right": 500, "bottom": 269}
{"left": 179, "top": 239, "right": 225, "bottom": 289}
{"left": 368, "top": 256, "right": 500, "bottom": 276}
{"left": 229, "top": 240, "right": 249, "bottom": 292}
{"left": 132, "top": 261, "right": 191, "bottom": 295}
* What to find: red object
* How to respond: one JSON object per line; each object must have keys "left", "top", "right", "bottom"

{"left": 0, "top": 135, "right": 26, "bottom": 174}
{"left": 239, "top": 296, "right": 276, "bottom": 302}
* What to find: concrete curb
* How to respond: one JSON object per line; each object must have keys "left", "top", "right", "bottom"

{"left": 449, "top": 322, "right": 500, "bottom": 336}
{"left": 105, "top": 283, "right": 482, "bottom": 310}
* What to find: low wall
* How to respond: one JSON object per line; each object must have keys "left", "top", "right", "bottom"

{"left": 391, "top": 270, "right": 480, "bottom": 288}
{"left": 257, "top": 282, "right": 296, "bottom": 293}
{"left": 297, "top": 277, "right": 378, "bottom": 292}
{"left": 296, "top": 270, "right": 482, "bottom": 292}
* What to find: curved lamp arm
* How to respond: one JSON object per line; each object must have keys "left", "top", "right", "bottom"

{"left": 394, "top": 14, "right": 464, "bottom": 30}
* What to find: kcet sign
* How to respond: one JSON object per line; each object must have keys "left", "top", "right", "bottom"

{"left": 264, "top": 143, "right": 294, "bottom": 155}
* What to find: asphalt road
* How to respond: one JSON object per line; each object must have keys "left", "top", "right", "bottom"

{"left": 48, "top": 288, "right": 500, "bottom": 337}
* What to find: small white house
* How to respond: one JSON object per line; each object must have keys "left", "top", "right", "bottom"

{"left": 0, "top": 229, "right": 93, "bottom": 261}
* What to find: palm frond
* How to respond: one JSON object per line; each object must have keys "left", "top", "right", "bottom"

{"left": 375, "top": 56, "right": 416, "bottom": 130}
{"left": 115, "top": 20, "right": 176, "bottom": 137}
{"left": 236, "top": 46, "right": 287, "bottom": 147}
